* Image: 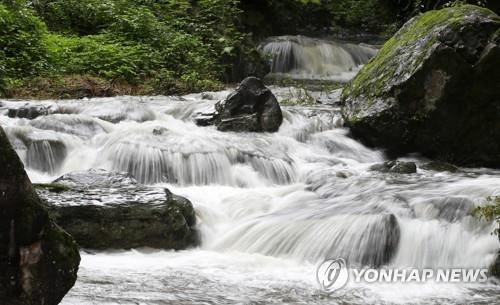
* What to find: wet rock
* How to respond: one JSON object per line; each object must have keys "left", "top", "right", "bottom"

{"left": 201, "top": 93, "right": 214, "bottom": 100}
{"left": 197, "top": 77, "right": 283, "bottom": 132}
{"left": 420, "top": 161, "right": 459, "bottom": 173}
{"left": 370, "top": 161, "right": 417, "bottom": 174}
{"left": 342, "top": 6, "right": 500, "bottom": 168}
{"left": 336, "top": 171, "right": 351, "bottom": 179}
{"left": 193, "top": 112, "right": 216, "bottom": 127}
{"left": 38, "top": 169, "right": 199, "bottom": 250}
{"left": 0, "top": 126, "right": 80, "bottom": 305}
{"left": 7, "top": 105, "right": 50, "bottom": 120}
{"left": 26, "top": 139, "right": 67, "bottom": 174}
{"left": 360, "top": 214, "right": 400, "bottom": 267}
{"left": 414, "top": 196, "right": 474, "bottom": 222}
{"left": 29, "top": 114, "right": 109, "bottom": 138}
{"left": 152, "top": 127, "right": 169, "bottom": 136}
{"left": 317, "top": 89, "right": 343, "bottom": 106}
{"left": 492, "top": 251, "right": 500, "bottom": 278}
{"left": 52, "top": 168, "right": 136, "bottom": 188}
{"left": 3, "top": 127, "right": 68, "bottom": 174}
{"left": 491, "top": 228, "right": 500, "bottom": 278}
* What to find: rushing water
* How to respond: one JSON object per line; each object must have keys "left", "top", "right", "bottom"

{"left": 1, "top": 87, "right": 499, "bottom": 305}
{"left": 261, "top": 36, "right": 378, "bottom": 81}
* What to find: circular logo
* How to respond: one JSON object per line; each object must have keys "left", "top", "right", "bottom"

{"left": 316, "top": 258, "right": 349, "bottom": 292}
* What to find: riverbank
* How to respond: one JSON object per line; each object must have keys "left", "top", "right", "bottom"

{"left": 3, "top": 75, "right": 225, "bottom": 100}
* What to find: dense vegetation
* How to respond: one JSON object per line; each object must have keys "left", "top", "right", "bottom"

{"left": 0, "top": 0, "right": 258, "bottom": 97}
{"left": 0, "top": 0, "right": 498, "bottom": 98}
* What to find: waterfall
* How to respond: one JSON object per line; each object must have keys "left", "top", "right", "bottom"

{"left": 1, "top": 92, "right": 499, "bottom": 305}
{"left": 261, "top": 35, "right": 378, "bottom": 81}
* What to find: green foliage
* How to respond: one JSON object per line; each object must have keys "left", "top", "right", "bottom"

{"left": 0, "top": 1, "right": 237, "bottom": 96}
{"left": 45, "top": 34, "right": 157, "bottom": 83}
{"left": 30, "top": 0, "right": 116, "bottom": 35}
{"left": 474, "top": 197, "right": 500, "bottom": 236}
{"left": 0, "top": 4, "right": 49, "bottom": 94}
{"left": 343, "top": 5, "right": 488, "bottom": 102}
{"left": 19, "top": 0, "right": 251, "bottom": 94}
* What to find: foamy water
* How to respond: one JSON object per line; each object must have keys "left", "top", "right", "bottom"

{"left": 1, "top": 90, "right": 499, "bottom": 305}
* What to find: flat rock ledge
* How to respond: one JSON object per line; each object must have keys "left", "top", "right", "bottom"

{"left": 36, "top": 169, "right": 199, "bottom": 250}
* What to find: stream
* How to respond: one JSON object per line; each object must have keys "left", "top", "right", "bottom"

{"left": 1, "top": 37, "right": 499, "bottom": 305}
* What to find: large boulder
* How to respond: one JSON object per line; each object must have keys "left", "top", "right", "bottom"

{"left": 0, "top": 126, "right": 80, "bottom": 305}
{"left": 196, "top": 77, "right": 283, "bottom": 132}
{"left": 37, "top": 169, "right": 198, "bottom": 250}
{"left": 341, "top": 5, "right": 500, "bottom": 167}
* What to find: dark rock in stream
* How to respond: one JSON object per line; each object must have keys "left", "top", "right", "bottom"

{"left": 37, "top": 169, "right": 199, "bottom": 250}
{"left": 26, "top": 139, "right": 67, "bottom": 174}
{"left": 195, "top": 77, "right": 283, "bottom": 132}
{"left": 342, "top": 5, "right": 500, "bottom": 168}
{"left": 360, "top": 214, "right": 400, "bottom": 268}
{"left": 492, "top": 251, "right": 500, "bottom": 278}
{"left": 7, "top": 105, "right": 50, "bottom": 120}
{"left": 420, "top": 161, "right": 459, "bottom": 173}
{"left": 370, "top": 161, "right": 417, "bottom": 174}
{"left": 0, "top": 126, "right": 80, "bottom": 305}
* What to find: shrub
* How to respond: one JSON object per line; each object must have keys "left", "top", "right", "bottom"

{"left": 30, "top": 0, "right": 116, "bottom": 35}
{"left": 0, "top": 4, "right": 49, "bottom": 93}
{"left": 475, "top": 197, "right": 500, "bottom": 236}
{"left": 45, "top": 34, "right": 158, "bottom": 83}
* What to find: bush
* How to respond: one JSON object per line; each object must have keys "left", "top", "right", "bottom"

{"left": 475, "top": 197, "right": 500, "bottom": 236}
{"left": 0, "top": 4, "right": 49, "bottom": 94}
{"left": 31, "top": 0, "right": 116, "bottom": 35}
{"left": 45, "top": 34, "right": 157, "bottom": 83}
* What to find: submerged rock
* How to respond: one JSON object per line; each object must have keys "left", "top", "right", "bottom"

{"left": 0, "top": 126, "right": 80, "bottom": 305}
{"left": 360, "top": 213, "right": 400, "bottom": 268}
{"left": 370, "top": 161, "right": 417, "bottom": 174}
{"left": 414, "top": 196, "right": 475, "bottom": 222}
{"left": 196, "top": 77, "right": 283, "bottom": 132}
{"left": 26, "top": 139, "right": 67, "bottom": 174}
{"left": 341, "top": 5, "right": 500, "bottom": 168}
{"left": 7, "top": 105, "right": 50, "bottom": 120}
{"left": 4, "top": 127, "right": 68, "bottom": 174}
{"left": 420, "top": 161, "right": 459, "bottom": 173}
{"left": 38, "top": 169, "right": 198, "bottom": 250}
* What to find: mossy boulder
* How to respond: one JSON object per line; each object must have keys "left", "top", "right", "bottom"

{"left": 38, "top": 169, "right": 199, "bottom": 250}
{"left": 341, "top": 5, "right": 500, "bottom": 167}
{"left": 0, "top": 126, "right": 80, "bottom": 305}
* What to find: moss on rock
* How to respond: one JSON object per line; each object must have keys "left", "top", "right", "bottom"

{"left": 341, "top": 5, "right": 500, "bottom": 167}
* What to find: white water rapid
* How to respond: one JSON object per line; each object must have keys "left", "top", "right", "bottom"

{"left": 261, "top": 36, "right": 378, "bottom": 81}
{"left": 1, "top": 87, "right": 499, "bottom": 304}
